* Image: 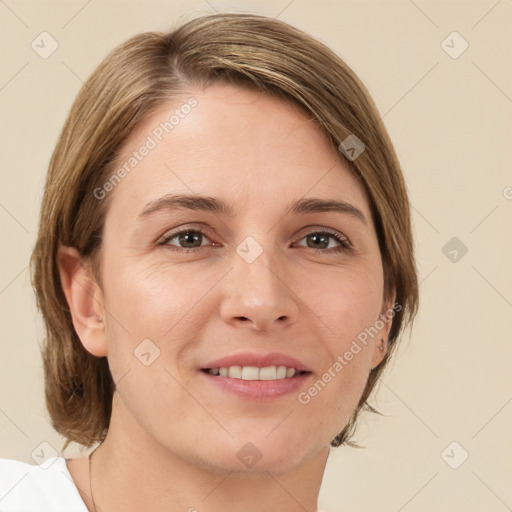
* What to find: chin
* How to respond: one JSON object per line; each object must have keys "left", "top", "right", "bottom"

{"left": 190, "top": 430, "right": 320, "bottom": 477}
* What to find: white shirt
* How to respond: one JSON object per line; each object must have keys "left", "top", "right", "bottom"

{"left": 0, "top": 457, "right": 88, "bottom": 511}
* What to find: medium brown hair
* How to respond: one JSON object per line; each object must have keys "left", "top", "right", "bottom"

{"left": 30, "top": 12, "right": 419, "bottom": 451}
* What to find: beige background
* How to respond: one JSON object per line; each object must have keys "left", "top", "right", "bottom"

{"left": 1, "top": 0, "right": 511, "bottom": 510}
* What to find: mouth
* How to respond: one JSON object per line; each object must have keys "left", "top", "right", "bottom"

{"left": 199, "top": 366, "right": 313, "bottom": 399}
{"left": 198, "top": 352, "right": 313, "bottom": 399}
{"left": 201, "top": 365, "right": 312, "bottom": 380}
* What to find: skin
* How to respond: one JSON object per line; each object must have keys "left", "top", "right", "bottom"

{"left": 59, "top": 84, "right": 394, "bottom": 512}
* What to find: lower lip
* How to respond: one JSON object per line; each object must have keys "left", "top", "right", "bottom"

{"left": 199, "top": 370, "right": 312, "bottom": 400}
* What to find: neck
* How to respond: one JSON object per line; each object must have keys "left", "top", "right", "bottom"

{"left": 90, "top": 393, "right": 330, "bottom": 512}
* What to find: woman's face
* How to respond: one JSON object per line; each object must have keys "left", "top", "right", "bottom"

{"left": 92, "top": 84, "right": 393, "bottom": 474}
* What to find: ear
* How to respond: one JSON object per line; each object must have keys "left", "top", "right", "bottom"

{"left": 57, "top": 246, "right": 108, "bottom": 357}
{"left": 370, "top": 289, "right": 398, "bottom": 371}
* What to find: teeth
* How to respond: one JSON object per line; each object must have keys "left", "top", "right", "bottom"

{"left": 208, "top": 365, "right": 298, "bottom": 380}
{"left": 258, "top": 366, "right": 276, "bottom": 380}
{"left": 242, "top": 366, "right": 260, "bottom": 380}
{"left": 285, "top": 367, "right": 296, "bottom": 378}
{"left": 228, "top": 366, "right": 242, "bottom": 378}
{"left": 276, "top": 366, "right": 287, "bottom": 379}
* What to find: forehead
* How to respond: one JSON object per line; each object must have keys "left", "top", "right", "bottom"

{"left": 104, "top": 83, "right": 371, "bottom": 221}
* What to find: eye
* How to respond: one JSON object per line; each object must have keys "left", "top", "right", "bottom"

{"left": 295, "top": 229, "right": 352, "bottom": 254}
{"left": 157, "top": 228, "right": 214, "bottom": 252}
{"left": 157, "top": 226, "right": 352, "bottom": 255}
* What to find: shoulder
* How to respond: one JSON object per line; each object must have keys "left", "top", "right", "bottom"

{"left": 0, "top": 457, "right": 88, "bottom": 511}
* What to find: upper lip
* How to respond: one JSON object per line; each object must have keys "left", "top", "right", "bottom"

{"left": 201, "top": 352, "right": 312, "bottom": 372}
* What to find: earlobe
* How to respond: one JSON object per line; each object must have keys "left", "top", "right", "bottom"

{"left": 370, "top": 291, "right": 397, "bottom": 371}
{"left": 370, "top": 338, "right": 387, "bottom": 372}
{"left": 57, "top": 246, "right": 108, "bottom": 357}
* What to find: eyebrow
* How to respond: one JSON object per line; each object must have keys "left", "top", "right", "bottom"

{"left": 138, "top": 194, "right": 367, "bottom": 225}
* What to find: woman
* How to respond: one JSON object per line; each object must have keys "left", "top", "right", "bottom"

{"left": 0, "top": 12, "right": 418, "bottom": 511}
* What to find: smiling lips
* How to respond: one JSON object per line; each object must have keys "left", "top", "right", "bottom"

{"left": 200, "top": 352, "right": 312, "bottom": 397}
{"left": 204, "top": 365, "right": 299, "bottom": 380}
{"left": 201, "top": 351, "right": 311, "bottom": 375}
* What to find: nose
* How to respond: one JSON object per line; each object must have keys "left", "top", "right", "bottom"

{"left": 219, "top": 243, "right": 300, "bottom": 333}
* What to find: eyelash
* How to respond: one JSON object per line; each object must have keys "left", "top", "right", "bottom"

{"left": 157, "top": 227, "right": 352, "bottom": 255}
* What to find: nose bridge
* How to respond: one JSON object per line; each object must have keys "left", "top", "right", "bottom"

{"left": 235, "top": 234, "right": 285, "bottom": 303}
{"left": 220, "top": 234, "right": 298, "bottom": 330}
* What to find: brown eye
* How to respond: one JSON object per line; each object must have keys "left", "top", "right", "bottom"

{"left": 158, "top": 228, "right": 212, "bottom": 251}
{"left": 295, "top": 230, "right": 351, "bottom": 254}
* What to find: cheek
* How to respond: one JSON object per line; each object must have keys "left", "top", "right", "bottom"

{"left": 297, "top": 266, "right": 382, "bottom": 408}
{"left": 104, "top": 257, "right": 196, "bottom": 330}
{"left": 299, "top": 324, "right": 375, "bottom": 442}
{"left": 100, "top": 264, "right": 202, "bottom": 423}
{"left": 304, "top": 264, "right": 384, "bottom": 345}
{"left": 101, "top": 258, "right": 214, "bottom": 374}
